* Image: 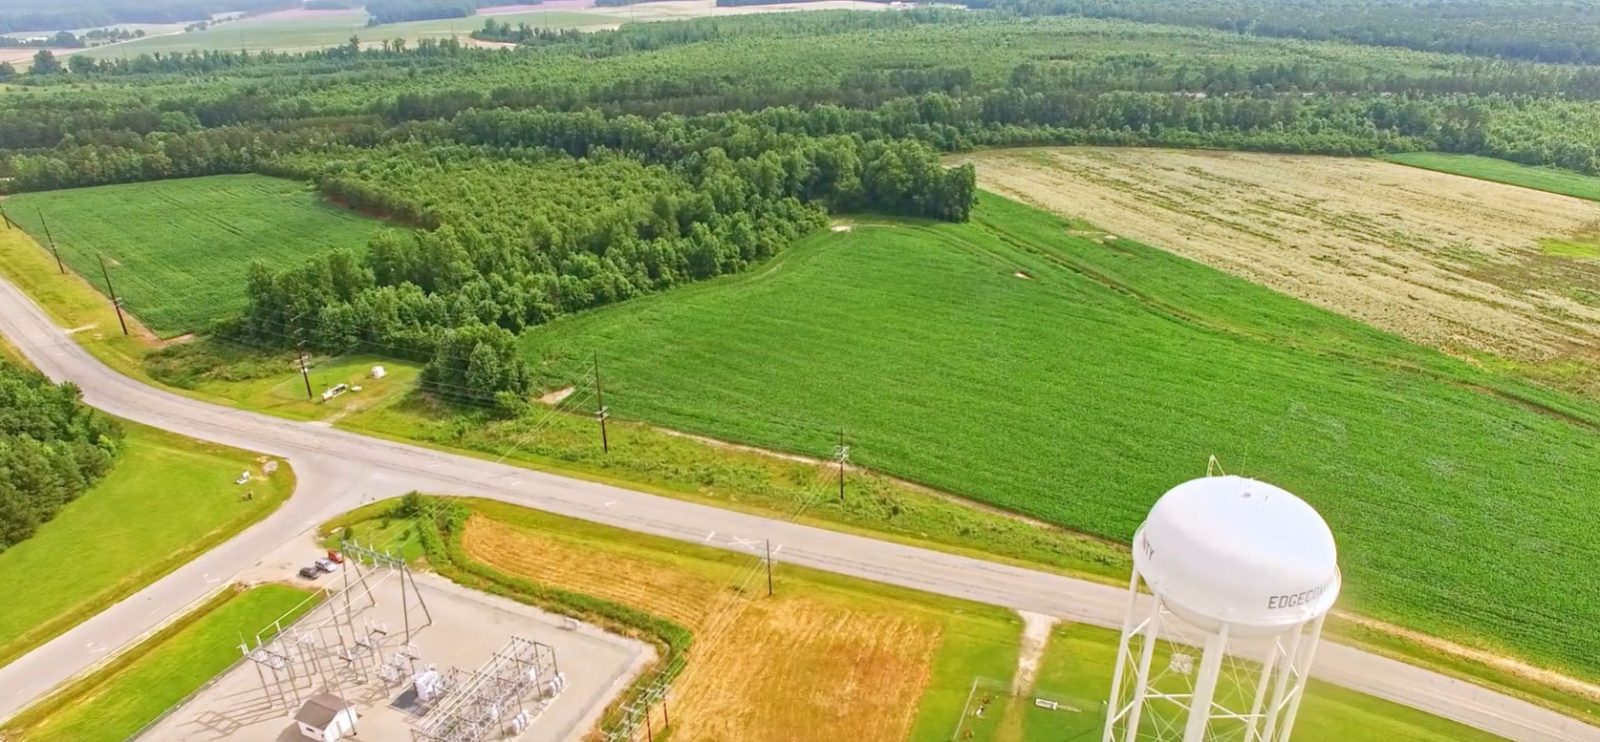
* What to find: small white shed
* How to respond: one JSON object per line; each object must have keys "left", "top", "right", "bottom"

{"left": 294, "top": 693, "right": 358, "bottom": 742}
{"left": 371, "top": 365, "right": 388, "bottom": 379}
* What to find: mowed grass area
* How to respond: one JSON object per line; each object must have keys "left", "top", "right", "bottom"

{"left": 522, "top": 194, "right": 1600, "bottom": 680}
{"left": 455, "top": 499, "right": 1020, "bottom": 741}
{"left": 1, "top": 584, "right": 316, "bottom": 742}
{"left": 1384, "top": 152, "right": 1600, "bottom": 202}
{"left": 6, "top": 174, "right": 390, "bottom": 337}
{"left": 972, "top": 623, "right": 1502, "bottom": 742}
{"left": 0, "top": 421, "right": 292, "bottom": 668}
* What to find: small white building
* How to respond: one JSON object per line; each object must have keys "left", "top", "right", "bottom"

{"left": 371, "top": 365, "right": 387, "bottom": 379}
{"left": 293, "top": 693, "right": 358, "bottom": 742}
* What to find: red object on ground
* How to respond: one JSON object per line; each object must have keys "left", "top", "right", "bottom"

{"left": 326, "top": 549, "right": 344, "bottom": 563}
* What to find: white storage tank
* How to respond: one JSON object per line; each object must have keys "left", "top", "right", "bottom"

{"left": 1104, "top": 475, "right": 1341, "bottom": 742}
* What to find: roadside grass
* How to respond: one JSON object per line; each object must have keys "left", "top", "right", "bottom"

{"left": 342, "top": 395, "right": 1132, "bottom": 580}
{"left": 0, "top": 332, "right": 28, "bottom": 368}
{"left": 0, "top": 421, "right": 293, "bottom": 669}
{"left": 0, "top": 584, "right": 317, "bottom": 742}
{"left": 0, "top": 224, "right": 158, "bottom": 383}
{"left": 1383, "top": 152, "right": 1600, "bottom": 202}
{"left": 518, "top": 194, "right": 1600, "bottom": 684}
{"left": 1003, "top": 623, "right": 1503, "bottom": 742}
{"left": 156, "top": 350, "right": 423, "bottom": 422}
{"left": 1332, "top": 617, "right": 1600, "bottom": 722}
{"left": 5, "top": 174, "right": 390, "bottom": 337}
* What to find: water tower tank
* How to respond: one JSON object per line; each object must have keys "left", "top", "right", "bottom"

{"left": 1104, "top": 475, "right": 1342, "bottom": 742}
{"left": 1134, "top": 476, "right": 1340, "bottom": 637}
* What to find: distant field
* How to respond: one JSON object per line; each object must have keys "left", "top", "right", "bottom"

{"left": 75, "top": 0, "right": 884, "bottom": 58}
{"left": 6, "top": 175, "right": 389, "bottom": 337}
{"left": 522, "top": 194, "right": 1600, "bottom": 678}
{"left": 956, "top": 148, "right": 1600, "bottom": 394}
{"left": 1385, "top": 152, "right": 1600, "bottom": 203}
{"left": 80, "top": 9, "right": 617, "bottom": 57}
{"left": 0, "top": 422, "right": 292, "bottom": 668}
{"left": 1, "top": 584, "right": 315, "bottom": 742}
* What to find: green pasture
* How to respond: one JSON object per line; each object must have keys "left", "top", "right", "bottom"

{"left": 1, "top": 584, "right": 317, "bottom": 742}
{"left": 1384, "top": 152, "right": 1600, "bottom": 202}
{"left": 521, "top": 193, "right": 1600, "bottom": 679}
{"left": 6, "top": 174, "right": 389, "bottom": 337}
{"left": 0, "top": 422, "right": 293, "bottom": 668}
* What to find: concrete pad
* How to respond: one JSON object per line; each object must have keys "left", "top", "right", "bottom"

{"left": 137, "top": 570, "right": 652, "bottom": 741}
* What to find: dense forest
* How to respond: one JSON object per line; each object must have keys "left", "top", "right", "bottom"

{"left": 0, "top": 361, "right": 123, "bottom": 549}
{"left": 4, "top": 6, "right": 1600, "bottom": 400}
{"left": 0, "top": 0, "right": 292, "bottom": 34}
{"left": 972, "top": 0, "right": 1600, "bottom": 65}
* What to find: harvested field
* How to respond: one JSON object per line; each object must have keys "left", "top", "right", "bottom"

{"left": 462, "top": 515, "right": 941, "bottom": 742}
{"left": 956, "top": 147, "right": 1600, "bottom": 374}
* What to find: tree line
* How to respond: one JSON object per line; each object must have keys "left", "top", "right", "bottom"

{"left": 232, "top": 130, "right": 970, "bottom": 405}
{"left": 969, "top": 0, "right": 1600, "bottom": 66}
{"left": 0, "top": 361, "right": 122, "bottom": 550}
{"left": 366, "top": 0, "right": 491, "bottom": 25}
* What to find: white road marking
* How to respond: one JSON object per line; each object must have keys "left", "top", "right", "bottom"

{"left": 731, "top": 536, "right": 759, "bottom": 551}
{"left": 703, "top": 530, "right": 717, "bottom": 543}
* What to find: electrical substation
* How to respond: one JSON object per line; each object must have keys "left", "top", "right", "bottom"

{"left": 135, "top": 538, "right": 650, "bottom": 742}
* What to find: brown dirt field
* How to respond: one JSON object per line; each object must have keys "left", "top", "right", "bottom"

{"left": 955, "top": 148, "right": 1600, "bottom": 373}
{"left": 461, "top": 516, "right": 940, "bottom": 741}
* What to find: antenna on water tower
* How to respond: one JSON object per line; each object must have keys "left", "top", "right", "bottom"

{"left": 1103, "top": 475, "right": 1341, "bottom": 742}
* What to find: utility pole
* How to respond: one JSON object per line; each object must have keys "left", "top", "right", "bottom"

{"left": 298, "top": 340, "right": 313, "bottom": 401}
{"left": 765, "top": 539, "right": 774, "bottom": 597}
{"left": 0, "top": 201, "right": 12, "bottom": 230}
{"left": 290, "top": 312, "right": 313, "bottom": 401}
{"left": 834, "top": 428, "right": 849, "bottom": 503}
{"left": 96, "top": 254, "right": 129, "bottom": 336}
{"left": 594, "top": 352, "right": 610, "bottom": 453}
{"left": 37, "top": 210, "right": 64, "bottom": 274}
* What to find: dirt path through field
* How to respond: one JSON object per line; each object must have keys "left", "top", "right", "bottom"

{"left": 955, "top": 148, "right": 1600, "bottom": 382}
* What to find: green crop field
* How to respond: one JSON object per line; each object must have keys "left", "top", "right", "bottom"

{"left": 0, "top": 422, "right": 293, "bottom": 668}
{"left": 1384, "top": 152, "right": 1600, "bottom": 202}
{"left": 1, "top": 584, "right": 316, "bottom": 742}
{"left": 6, "top": 175, "right": 390, "bottom": 337}
{"left": 522, "top": 194, "right": 1600, "bottom": 679}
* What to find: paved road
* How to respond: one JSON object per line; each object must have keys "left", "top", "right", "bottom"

{"left": 0, "top": 276, "right": 1596, "bottom": 741}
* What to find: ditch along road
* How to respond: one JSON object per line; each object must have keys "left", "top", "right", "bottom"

{"left": 0, "top": 277, "right": 1595, "bottom": 742}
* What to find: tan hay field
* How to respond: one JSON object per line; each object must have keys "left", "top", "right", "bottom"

{"left": 461, "top": 516, "right": 939, "bottom": 742}
{"left": 956, "top": 147, "right": 1600, "bottom": 372}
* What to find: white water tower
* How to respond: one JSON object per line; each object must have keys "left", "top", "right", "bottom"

{"left": 1103, "top": 475, "right": 1340, "bottom": 742}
